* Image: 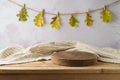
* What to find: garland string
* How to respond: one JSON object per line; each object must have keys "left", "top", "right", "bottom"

{"left": 8, "top": 0, "right": 120, "bottom": 28}
{"left": 8, "top": 0, "right": 120, "bottom": 15}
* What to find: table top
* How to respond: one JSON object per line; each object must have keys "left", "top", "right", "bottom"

{"left": 0, "top": 61, "right": 120, "bottom": 74}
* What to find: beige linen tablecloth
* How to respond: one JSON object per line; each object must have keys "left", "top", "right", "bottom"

{"left": 0, "top": 41, "right": 120, "bottom": 65}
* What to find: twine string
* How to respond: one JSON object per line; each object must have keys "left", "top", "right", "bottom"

{"left": 8, "top": 0, "right": 120, "bottom": 15}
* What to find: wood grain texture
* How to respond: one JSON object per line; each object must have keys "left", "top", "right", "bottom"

{"left": 52, "top": 52, "right": 97, "bottom": 66}
{"left": 0, "top": 74, "right": 120, "bottom": 80}
{"left": 0, "top": 61, "right": 120, "bottom": 74}
{"left": 51, "top": 51, "right": 97, "bottom": 66}
{"left": 0, "top": 61, "right": 120, "bottom": 80}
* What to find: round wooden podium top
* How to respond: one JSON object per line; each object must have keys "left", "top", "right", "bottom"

{"left": 51, "top": 51, "right": 97, "bottom": 66}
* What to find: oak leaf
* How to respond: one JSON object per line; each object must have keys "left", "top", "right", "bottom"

{"left": 34, "top": 10, "right": 45, "bottom": 27}
{"left": 50, "top": 13, "right": 60, "bottom": 29}
{"left": 69, "top": 14, "right": 79, "bottom": 27}
{"left": 16, "top": 4, "right": 28, "bottom": 21}
{"left": 100, "top": 6, "right": 112, "bottom": 23}
{"left": 84, "top": 12, "right": 93, "bottom": 26}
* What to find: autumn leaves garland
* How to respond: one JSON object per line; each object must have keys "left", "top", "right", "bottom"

{"left": 8, "top": 0, "right": 120, "bottom": 29}
{"left": 16, "top": 4, "right": 112, "bottom": 29}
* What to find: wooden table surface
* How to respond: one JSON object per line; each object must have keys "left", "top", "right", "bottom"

{"left": 0, "top": 61, "right": 120, "bottom": 74}
{"left": 0, "top": 61, "right": 120, "bottom": 80}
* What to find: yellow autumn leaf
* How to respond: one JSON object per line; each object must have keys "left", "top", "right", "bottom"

{"left": 34, "top": 10, "right": 45, "bottom": 27}
{"left": 50, "top": 13, "right": 60, "bottom": 29}
{"left": 84, "top": 12, "right": 93, "bottom": 26}
{"left": 100, "top": 6, "right": 112, "bottom": 23}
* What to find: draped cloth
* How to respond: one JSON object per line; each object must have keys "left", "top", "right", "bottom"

{"left": 0, "top": 41, "right": 120, "bottom": 65}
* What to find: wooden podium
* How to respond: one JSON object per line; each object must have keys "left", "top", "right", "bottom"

{"left": 51, "top": 51, "right": 97, "bottom": 66}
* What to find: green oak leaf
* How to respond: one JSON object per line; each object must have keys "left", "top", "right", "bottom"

{"left": 16, "top": 4, "right": 28, "bottom": 21}
{"left": 69, "top": 14, "right": 79, "bottom": 27}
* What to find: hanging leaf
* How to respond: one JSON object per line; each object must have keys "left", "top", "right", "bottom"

{"left": 34, "top": 9, "right": 45, "bottom": 27}
{"left": 50, "top": 13, "right": 61, "bottom": 29}
{"left": 84, "top": 12, "right": 93, "bottom": 26}
{"left": 16, "top": 4, "right": 28, "bottom": 21}
{"left": 100, "top": 6, "right": 112, "bottom": 23}
{"left": 69, "top": 14, "right": 79, "bottom": 27}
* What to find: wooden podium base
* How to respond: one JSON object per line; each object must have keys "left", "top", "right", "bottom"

{"left": 51, "top": 51, "right": 97, "bottom": 66}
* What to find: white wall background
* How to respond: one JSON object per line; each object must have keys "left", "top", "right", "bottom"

{"left": 0, "top": 0, "right": 120, "bottom": 49}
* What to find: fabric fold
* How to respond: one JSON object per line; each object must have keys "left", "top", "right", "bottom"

{"left": 0, "top": 41, "right": 120, "bottom": 65}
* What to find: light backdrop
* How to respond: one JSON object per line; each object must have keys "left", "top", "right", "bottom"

{"left": 0, "top": 0, "right": 120, "bottom": 49}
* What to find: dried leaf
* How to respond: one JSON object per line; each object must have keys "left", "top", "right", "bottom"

{"left": 50, "top": 13, "right": 60, "bottom": 29}
{"left": 34, "top": 10, "right": 45, "bottom": 27}
{"left": 69, "top": 14, "right": 79, "bottom": 27}
{"left": 100, "top": 6, "right": 112, "bottom": 23}
{"left": 84, "top": 12, "right": 93, "bottom": 26}
{"left": 16, "top": 4, "right": 28, "bottom": 21}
